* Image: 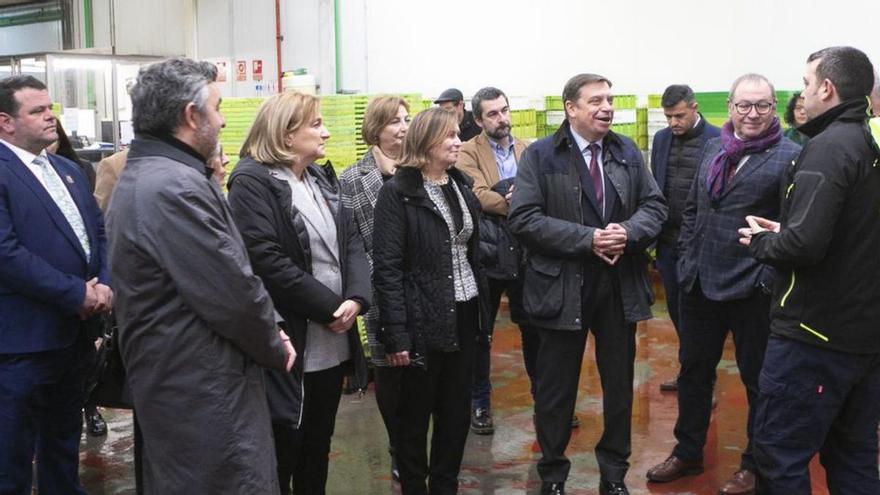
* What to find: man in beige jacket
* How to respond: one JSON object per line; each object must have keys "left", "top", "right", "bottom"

{"left": 456, "top": 86, "right": 534, "bottom": 436}
{"left": 94, "top": 149, "right": 128, "bottom": 212}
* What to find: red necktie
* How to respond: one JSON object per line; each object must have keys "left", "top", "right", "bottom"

{"left": 588, "top": 143, "right": 604, "bottom": 213}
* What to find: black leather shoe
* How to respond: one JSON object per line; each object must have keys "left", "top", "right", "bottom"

{"left": 540, "top": 481, "right": 565, "bottom": 494}
{"left": 470, "top": 407, "right": 494, "bottom": 435}
{"left": 85, "top": 409, "right": 107, "bottom": 437}
{"left": 599, "top": 479, "right": 629, "bottom": 495}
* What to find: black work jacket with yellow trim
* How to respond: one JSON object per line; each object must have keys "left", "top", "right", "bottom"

{"left": 750, "top": 98, "right": 880, "bottom": 353}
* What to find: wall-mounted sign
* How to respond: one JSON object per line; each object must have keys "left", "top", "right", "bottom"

{"left": 214, "top": 60, "right": 227, "bottom": 82}
{"left": 235, "top": 60, "right": 247, "bottom": 82}
{"left": 253, "top": 60, "right": 263, "bottom": 82}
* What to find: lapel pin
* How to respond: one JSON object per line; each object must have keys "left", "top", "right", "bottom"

{"left": 65, "top": 175, "right": 74, "bottom": 184}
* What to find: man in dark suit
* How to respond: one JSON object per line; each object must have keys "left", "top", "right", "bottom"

{"left": 509, "top": 73, "right": 667, "bottom": 495}
{"left": 646, "top": 74, "right": 801, "bottom": 495}
{"left": 0, "top": 75, "right": 112, "bottom": 494}
{"left": 650, "top": 84, "right": 720, "bottom": 392}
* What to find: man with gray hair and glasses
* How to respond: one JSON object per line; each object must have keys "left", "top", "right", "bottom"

{"left": 646, "top": 74, "right": 800, "bottom": 495}
{"left": 106, "top": 58, "right": 294, "bottom": 494}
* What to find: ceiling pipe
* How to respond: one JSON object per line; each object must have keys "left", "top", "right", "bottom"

{"left": 275, "top": 0, "right": 282, "bottom": 93}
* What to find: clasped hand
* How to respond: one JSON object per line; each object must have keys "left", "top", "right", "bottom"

{"left": 592, "top": 223, "right": 627, "bottom": 265}
{"left": 78, "top": 277, "right": 113, "bottom": 320}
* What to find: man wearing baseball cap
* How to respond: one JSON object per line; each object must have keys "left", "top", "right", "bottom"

{"left": 435, "top": 88, "right": 481, "bottom": 142}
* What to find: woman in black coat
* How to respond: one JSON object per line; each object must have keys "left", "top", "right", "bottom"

{"left": 372, "top": 107, "right": 490, "bottom": 495}
{"left": 226, "top": 91, "right": 370, "bottom": 495}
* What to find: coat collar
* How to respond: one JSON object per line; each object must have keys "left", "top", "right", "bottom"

{"left": 553, "top": 120, "right": 628, "bottom": 164}
{"left": 129, "top": 134, "right": 209, "bottom": 176}
{"left": 798, "top": 98, "right": 870, "bottom": 138}
{"left": 355, "top": 149, "right": 379, "bottom": 175}
{"left": 394, "top": 165, "right": 473, "bottom": 198}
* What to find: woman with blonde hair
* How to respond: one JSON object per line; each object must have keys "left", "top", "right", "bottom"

{"left": 338, "top": 95, "right": 409, "bottom": 482}
{"left": 226, "top": 91, "right": 371, "bottom": 495}
{"left": 372, "top": 107, "right": 489, "bottom": 495}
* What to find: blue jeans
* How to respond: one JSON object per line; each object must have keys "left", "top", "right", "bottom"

{"left": 472, "top": 276, "right": 538, "bottom": 410}
{"left": 754, "top": 335, "right": 880, "bottom": 495}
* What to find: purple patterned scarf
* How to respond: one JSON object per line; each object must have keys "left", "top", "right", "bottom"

{"left": 706, "top": 117, "right": 782, "bottom": 200}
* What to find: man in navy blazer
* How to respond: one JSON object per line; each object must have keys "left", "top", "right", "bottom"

{"left": 0, "top": 75, "right": 112, "bottom": 494}
{"left": 646, "top": 74, "right": 801, "bottom": 495}
{"left": 650, "top": 85, "right": 720, "bottom": 392}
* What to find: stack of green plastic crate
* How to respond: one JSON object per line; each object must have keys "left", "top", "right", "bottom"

{"left": 646, "top": 94, "right": 665, "bottom": 153}
{"left": 511, "top": 109, "right": 537, "bottom": 140}
{"left": 353, "top": 95, "right": 369, "bottom": 161}
{"left": 219, "top": 97, "right": 265, "bottom": 173}
{"left": 694, "top": 92, "right": 728, "bottom": 127}
{"left": 319, "top": 95, "right": 359, "bottom": 172}
{"left": 543, "top": 95, "right": 564, "bottom": 137}
{"left": 636, "top": 107, "right": 648, "bottom": 150}
{"left": 535, "top": 110, "right": 547, "bottom": 138}
{"left": 611, "top": 94, "right": 638, "bottom": 141}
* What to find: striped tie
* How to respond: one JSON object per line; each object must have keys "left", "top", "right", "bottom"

{"left": 33, "top": 155, "right": 91, "bottom": 259}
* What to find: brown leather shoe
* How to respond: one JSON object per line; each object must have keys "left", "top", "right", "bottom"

{"left": 659, "top": 377, "right": 678, "bottom": 392}
{"left": 646, "top": 455, "right": 703, "bottom": 482}
{"left": 719, "top": 469, "right": 755, "bottom": 495}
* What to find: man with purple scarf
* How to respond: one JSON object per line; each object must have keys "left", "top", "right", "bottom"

{"left": 646, "top": 73, "right": 801, "bottom": 495}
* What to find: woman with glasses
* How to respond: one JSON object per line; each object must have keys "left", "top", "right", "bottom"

{"left": 339, "top": 95, "right": 410, "bottom": 483}
{"left": 226, "top": 91, "right": 370, "bottom": 495}
{"left": 372, "top": 107, "right": 489, "bottom": 495}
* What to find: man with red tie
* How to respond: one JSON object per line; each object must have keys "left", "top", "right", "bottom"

{"left": 508, "top": 73, "right": 667, "bottom": 495}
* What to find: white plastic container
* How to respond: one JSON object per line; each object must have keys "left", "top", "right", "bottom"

{"left": 282, "top": 71, "right": 316, "bottom": 95}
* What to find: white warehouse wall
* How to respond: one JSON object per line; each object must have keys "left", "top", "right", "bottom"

{"left": 3, "top": 0, "right": 877, "bottom": 99}
{"left": 91, "top": 0, "right": 190, "bottom": 57}
{"left": 338, "top": 0, "right": 880, "bottom": 98}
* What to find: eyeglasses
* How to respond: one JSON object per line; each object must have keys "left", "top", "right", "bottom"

{"left": 733, "top": 101, "right": 775, "bottom": 115}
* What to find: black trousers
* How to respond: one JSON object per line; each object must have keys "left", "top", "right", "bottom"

{"left": 673, "top": 284, "right": 770, "bottom": 470}
{"left": 534, "top": 268, "right": 635, "bottom": 483}
{"left": 374, "top": 365, "right": 403, "bottom": 455}
{"left": 472, "top": 277, "right": 539, "bottom": 408}
{"left": 754, "top": 336, "right": 880, "bottom": 495}
{"left": 273, "top": 364, "right": 345, "bottom": 495}
{"left": 396, "top": 299, "right": 477, "bottom": 495}
{"left": 655, "top": 242, "right": 682, "bottom": 333}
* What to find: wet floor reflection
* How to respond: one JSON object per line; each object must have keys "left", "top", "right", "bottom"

{"left": 81, "top": 289, "right": 836, "bottom": 494}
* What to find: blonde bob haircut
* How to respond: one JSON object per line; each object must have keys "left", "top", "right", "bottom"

{"left": 240, "top": 91, "right": 319, "bottom": 164}
{"left": 362, "top": 95, "right": 410, "bottom": 146}
{"left": 397, "top": 107, "right": 458, "bottom": 170}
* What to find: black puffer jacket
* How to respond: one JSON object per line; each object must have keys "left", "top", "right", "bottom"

{"left": 750, "top": 98, "right": 880, "bottom": 354}
{"left": 479, "top": 177, "right": 522, "bottom": 282}
{"left": 227, "top": 157, "right": 371, "bottom": 428}
{"left": 372, "top": 166, "right": 491, "bottom": 362}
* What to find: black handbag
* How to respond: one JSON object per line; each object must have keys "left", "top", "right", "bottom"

{"left": 87, "top": 314, "right": 134, "bottom": 409}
